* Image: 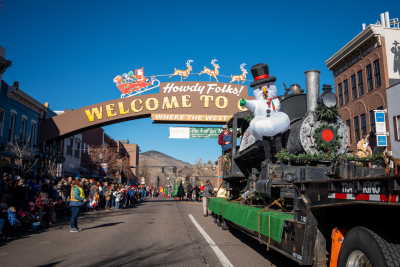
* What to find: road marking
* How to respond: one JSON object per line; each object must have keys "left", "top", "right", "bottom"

{"left": 188, "top": 214, "right": 233, "bottom": 267}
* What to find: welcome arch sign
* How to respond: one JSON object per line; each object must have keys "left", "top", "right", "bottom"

{"left": 39, "top": 81, "right": 248, "bottom": 143}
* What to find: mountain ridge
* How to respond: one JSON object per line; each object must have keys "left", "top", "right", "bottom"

{"left": 139, "top": 150, "right": 192, "bottom": 169}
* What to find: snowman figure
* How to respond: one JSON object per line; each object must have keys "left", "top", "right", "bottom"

{"left": 240, "top": 63, "right": 290, "bottom": 163}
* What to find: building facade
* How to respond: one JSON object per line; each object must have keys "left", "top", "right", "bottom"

{"left": 325, "top": 12, "right": 400, "bottom": 153}
{"left": 0, "top": 79, "right": 47, "bottom": 176}
{"left": 387, "top": 83, "right": 400, "bottom": 158}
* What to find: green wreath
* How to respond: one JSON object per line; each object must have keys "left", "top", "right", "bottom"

{"left": 224, "top": 153, "right": 231, "bottom": 171}
{"left": 315, "top": 104, "right": 339, "bottom": 120}
{"left": 313, "top": 124, "right": 341, "bottom": 152}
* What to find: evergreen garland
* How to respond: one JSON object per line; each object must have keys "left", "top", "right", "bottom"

{"left": 313, "top": 124, "right": 341, "bottom": 152}
{"left": 275, "top": 149, "right": 384, "bottom": 162}
{"left": 315, "top": 104, "right": 339, "bottom": 120}
{"left": 245, "top": 111, "right": 254, "bottom": 122}
{"left": 224, "top": 153, "right": 231, "bottom": 171}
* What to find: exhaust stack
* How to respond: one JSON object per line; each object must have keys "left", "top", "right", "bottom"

{"left": 380, "top": 13, "right": 386, "bottom": 27}
{"left": 385, "top": 12, "right": 390, "bottom": 28}
{"left": 305, "top": 70, "right": 320, "bottom": 113}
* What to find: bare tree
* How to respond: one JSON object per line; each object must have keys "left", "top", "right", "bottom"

{"left": 9, "top": 136, "right": 38, "bottom": 179}
{"left": 137, "top": 159, "right": 152, "bottom": 183}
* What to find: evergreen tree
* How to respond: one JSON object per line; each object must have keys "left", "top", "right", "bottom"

{"left": 177, "top": 181, "right": 185, "bottom": 198}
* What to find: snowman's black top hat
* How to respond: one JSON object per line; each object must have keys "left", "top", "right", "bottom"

{"left": 250, "top": 63, "right": 276, "bottom": 88}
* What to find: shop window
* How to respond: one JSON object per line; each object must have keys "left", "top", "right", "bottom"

{"left": 30, "top": 122, "right": 36, "bottom": 148}
{"left": 75, "top": 141, "right": 80, "bottom": 158}
{"left": 374, "top": 60, "right": 381, "bottom": 88}
{"left": 357, "top": 70, "right": 364, "bottom": 96}
{"left": 21, "top": 118, "right": 27, "bottom": 142}
{"left": 67, "top": 138, "right": 73, "bottom": 155}
{"left": 366, "top": 65, "right": 373, "bottom": 92}
{"left": 8, "top": 113, "right": 16, "bottom": 143}
{"left": 344, "top": 80, "right": 349, "bottom": 103}
{"left": 354, "top": 116, "right": 360, "bottom": 142}
{"left": 394, "top": 115, "right": 400, "bottom": 141}
{"left": 338, "top": 83, "right": 343, "bottom": 106}
{"left": 0, "top": 109, "right": 4, "bottom": 137}
{"left": 351, "top": 75, "right": 357, "bottom": 99}
{"left": 361, "top": 114, "right": 367, "bottom": 137}
{"left": 346, "top": 120, "right": 352, "bottom": 144}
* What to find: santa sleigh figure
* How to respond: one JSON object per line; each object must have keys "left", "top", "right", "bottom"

{"left": 113, "top": 68, "right": 160, "bottom": 98}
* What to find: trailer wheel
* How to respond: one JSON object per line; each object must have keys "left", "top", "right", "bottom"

{"left": 338, "top": 226, "right": 400, "bottom": 267}
{"left": 214, "top": 216, "right": 218, "bottom": 224}
{"left": 221, "top": 219, "right": 230, "bottom": 230}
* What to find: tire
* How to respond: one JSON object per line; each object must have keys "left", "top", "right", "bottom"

{"left": 338, "top": 226, "right": 400, "bottom": 267}
{"left": 214, "top": 216, "right": 218, "bottom": 224}
{"left": 217, "top": 215, "right": 222, "bottom": 227}
{"left": 221, "top": 219, "right": 230, "bottom": 230}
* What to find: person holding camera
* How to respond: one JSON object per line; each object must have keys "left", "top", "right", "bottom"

{"left": 202, "top": 180, "right": 214, "bottom": 217}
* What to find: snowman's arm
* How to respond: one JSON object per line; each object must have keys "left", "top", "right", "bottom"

{"left": 243, "top": 100, "right": 257, "bottom": 112}
{"left": 274, "top": 99, "right": 281, "bottom": 112}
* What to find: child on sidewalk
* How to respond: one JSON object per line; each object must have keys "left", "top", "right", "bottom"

{"left": 113, "top": 190, "right": 121, "bottom": 210}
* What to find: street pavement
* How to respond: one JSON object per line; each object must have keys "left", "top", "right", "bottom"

{"left": 0, "top": 198, "right": 298, "bottom": 267}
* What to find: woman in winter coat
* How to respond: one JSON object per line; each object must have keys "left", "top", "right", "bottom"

{"left": 105, "top": 187, "right": 112, "bottom": 211}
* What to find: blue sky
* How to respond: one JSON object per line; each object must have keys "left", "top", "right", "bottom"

{"left": 0, "top": 0, "right": 397, "bottom": 164}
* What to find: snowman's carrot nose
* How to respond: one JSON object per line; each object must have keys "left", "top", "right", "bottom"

{"left": 263, "top": 87, "right": 267, "bottom": 93}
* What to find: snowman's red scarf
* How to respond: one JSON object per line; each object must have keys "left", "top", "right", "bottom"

{"left": 266, "top": 97, "right": 277, "bottom": 110}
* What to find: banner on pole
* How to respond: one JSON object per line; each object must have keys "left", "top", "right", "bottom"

{"left": 169, "top": 127, "right": 235, "bottom": 139}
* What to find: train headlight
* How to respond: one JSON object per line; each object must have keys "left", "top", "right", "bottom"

{"left": 318, "top": 84, "right": 337, "bottom": 108}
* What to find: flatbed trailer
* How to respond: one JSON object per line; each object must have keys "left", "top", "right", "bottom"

{"left": 211, "top": 167, "right": 400, "bottom": 267}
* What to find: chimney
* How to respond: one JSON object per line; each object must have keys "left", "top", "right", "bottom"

{"left": 385, "top": 11, "right": 390, "bottom": 28}
{"left": 13, "top": 81, "right": 19, "bottom": 88}
{"left": 362, "top": 23, "right": 366, "bottom": 30}
{"left": 305, "top": 70, "right": 320, "bottom": 113}
{"left": 380, "top": 13, "right": 386, "bottom": 27}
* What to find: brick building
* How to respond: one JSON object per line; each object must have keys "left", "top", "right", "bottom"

{"left": 325, "top": 12, "right": 400, "bottom": 153}
{"left": 116, "top": 140, "right": 140, "bottom": 179}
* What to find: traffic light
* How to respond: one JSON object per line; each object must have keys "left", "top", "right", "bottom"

{"left": 161, "top": 167, "right": 164, "bottom": 173}
{"left": 196, "top": 176, "right": 199, "bottom": 181}
{"left": 186, "top": 175, "right": 190, "bottom": 181}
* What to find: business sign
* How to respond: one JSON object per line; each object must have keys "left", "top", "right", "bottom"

{"left": 169, "top": 127, "right": 231, "bottom": 139}
{"left": 101, "top": 163, "right": 108, "bottom": 172}
{"left": 377, "top": 135, "right": 388, "bottom": 146}
{"left": 375, "top": 111, "right": 386, "bottom": 134}
{"left": 239, "top": 128, "right": 257, "bottom": 152}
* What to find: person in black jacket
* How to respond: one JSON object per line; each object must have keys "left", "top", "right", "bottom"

{"left": 13, "top": 179, "right": 27, "bottom": 212}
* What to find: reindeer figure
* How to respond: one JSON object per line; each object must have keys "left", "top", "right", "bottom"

{"left": 169, "top": 60, "right": 194, "bottom": 80}
{"left": 199, "top": 59, "right": 220, "bottom": 82}
{"left": 230, "top": 63, "right": 248, "bottom": 84}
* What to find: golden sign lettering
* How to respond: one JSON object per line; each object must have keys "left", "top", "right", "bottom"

{"left": 85, "top": 107, "right": 103, "bottom": 122}
{"left": 131, "top": 99, "right": 143, "bottom": 113}
{"left": 162, "top": 96, "right": 180, "bottom": 110}
{"left": 145, "top": 98, "right": 159, "bottom": 111}
{"left": 118, "top": 102, "right": 130, "bottom": 115}
{"left": 106, "top": 104, "right": 117, "bottom": 117}
{"left": 215, "top": 96, "right": 228, "bottom": 109}
{"left": 200, "top": 95, "right": 214, "bottom": 108}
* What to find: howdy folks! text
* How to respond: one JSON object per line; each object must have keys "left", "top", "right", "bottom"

{"left": 84, "top": 95, "right": 247, "bottom": 122}
{"left": 163, "top": 83, "right": 244, "bottom": 96}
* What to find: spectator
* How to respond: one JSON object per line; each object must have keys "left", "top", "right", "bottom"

{"left": 13, "top": 179, "right": 27, "bottom": 212}
{"left": 70, "top": 178, "right": 87, "bottom": 233}
{"left": 201, "top": 180, "right": 213, "bottom": 217}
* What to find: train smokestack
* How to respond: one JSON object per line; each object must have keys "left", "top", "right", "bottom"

{"left": 305, "top": 70, "right": 320, "bottom": 113}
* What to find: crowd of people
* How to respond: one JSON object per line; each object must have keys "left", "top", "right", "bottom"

{"left": 0, "top": 172, "right": 155, "bottom": 240}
